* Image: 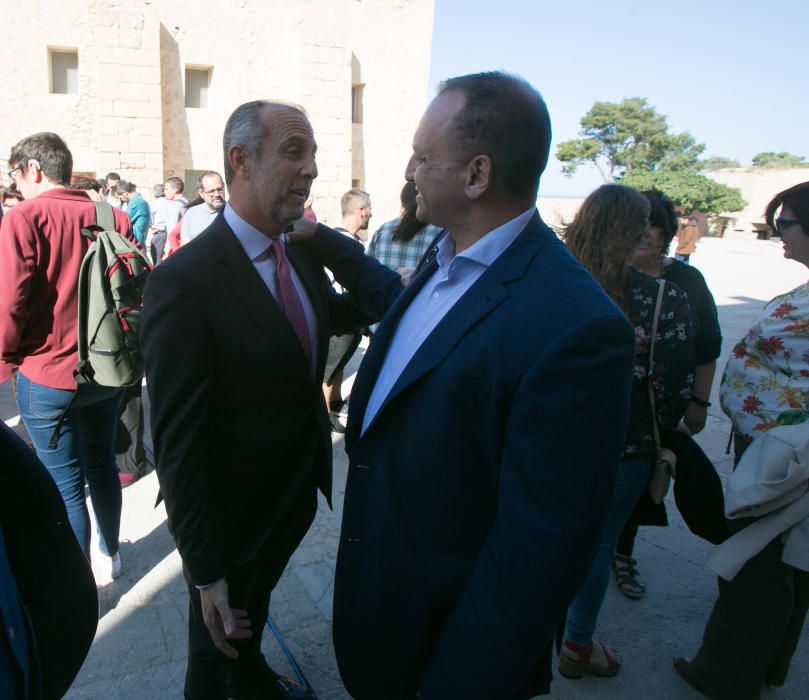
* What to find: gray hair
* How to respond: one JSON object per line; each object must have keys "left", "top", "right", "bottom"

{"left": 222, "top": 100, "right": 307, "bottom": 186}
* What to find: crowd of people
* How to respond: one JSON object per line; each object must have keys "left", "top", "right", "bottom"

{"left": 0, "top": 70, "right": 808, "bottom": 700}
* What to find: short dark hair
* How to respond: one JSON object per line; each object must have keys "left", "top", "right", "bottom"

{"left": 642, "top": 189, "right": 679, "bottom": 254}
{"left": 72, "top": 177, "right": 101, "bottom": 192}
{"left": 765, "top": 181, "right": 809, "bottom": 236}
{"left": 164, "top": 176, "right": 184, "bottom": 193}
{"left": 115, "top": 181, "right": 136, "bottom": 194}
{"left": 1, "top": 184, "right": 23, "bottom": 202}
{"left": 438, "top": 71, "right": 551, "bottom": 201}
{"left": 8, "top": 132, "right": 73, "bottom": 185}
{"left": 106, "top": 172, "right": 121, "bottom": 182}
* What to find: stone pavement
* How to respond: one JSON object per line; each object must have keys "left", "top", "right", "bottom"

{"left": 2, "top": 236, "right": 808, "bottom": 699}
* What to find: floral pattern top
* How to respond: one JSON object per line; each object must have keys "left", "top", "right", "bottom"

{"left": 720, "top": 282, "right": 809, "bottom": 443}
{"left": 624, "top": 268, "right": 694, "bottom": 459}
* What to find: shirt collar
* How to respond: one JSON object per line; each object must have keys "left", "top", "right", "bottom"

{"left": 224, "top": 203, "right": 284, "bottom": 261}
{"left": 436, "top": 207, "right": 535, "bottom": 269}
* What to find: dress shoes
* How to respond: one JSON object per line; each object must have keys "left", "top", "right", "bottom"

{"left": 673, "top": 657, "right": 709, "bottom": 697}
{"left": 227, "top": 658, "right": 316, "bottom": 700}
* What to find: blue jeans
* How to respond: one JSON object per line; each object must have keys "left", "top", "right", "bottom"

{"left": 16, "top": 372, "right": 124, "bottom": 559}
{"left": 565, "top": 456, "right": 654, "bottom": 645}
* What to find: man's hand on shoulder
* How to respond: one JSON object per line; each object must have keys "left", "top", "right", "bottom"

{"left": 286, "top": 215, "right": 319, "bottom": 244}
{"left": 198, "top": 579, "right": 252, "bottom": 659}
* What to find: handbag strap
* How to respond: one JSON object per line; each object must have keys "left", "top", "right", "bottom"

{"left": 648, "top": 279, "right": 666, "bottom": 453}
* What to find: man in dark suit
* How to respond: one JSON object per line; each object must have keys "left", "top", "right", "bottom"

{"left": 297, "top": 71, "right": 637, "bottom": 699}
{"left": 141, "top": 100, "right": 400, "bottom": 700}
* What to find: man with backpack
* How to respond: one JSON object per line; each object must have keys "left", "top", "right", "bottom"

{"left": 0, "top": 132, "right": 138, "bottom": 584}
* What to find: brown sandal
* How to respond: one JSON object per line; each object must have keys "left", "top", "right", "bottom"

{"left": 559, "top": 640, "right": 621, "bottom": 679}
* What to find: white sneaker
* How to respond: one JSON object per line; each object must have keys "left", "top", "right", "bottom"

{"left": 109, "top": 551, "right": 122, "bottom": 580}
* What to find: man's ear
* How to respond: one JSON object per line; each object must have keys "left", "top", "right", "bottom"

{"left": 464, "top": 154, "right": 492, "bottom": 200}
{"left": 28, "top": 159, "right": 43, "bottom": 183}
{"left": 227, "top": 146, "right": 248, "bottom": 180}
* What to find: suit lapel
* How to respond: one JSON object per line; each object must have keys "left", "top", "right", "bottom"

{"left": 350, "top": 216, "right": 548, "bottom": 442}
{"left": 345, "top": 256, "right": 439, "bottom": 444}
{"left": 212, "top": 219, "right": 311, "bottom": 380}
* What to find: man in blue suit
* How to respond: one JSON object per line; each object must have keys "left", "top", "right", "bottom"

{"left": 300, "top": 71, "right": 636, "bottom": 699}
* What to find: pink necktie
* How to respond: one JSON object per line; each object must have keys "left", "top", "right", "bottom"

{"left": 270, "top": 238, "right": 313, "bottom": 370}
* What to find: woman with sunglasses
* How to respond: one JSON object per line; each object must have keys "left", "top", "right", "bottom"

{"left": 675, "top": 181, "right": 809, "bottom": 699}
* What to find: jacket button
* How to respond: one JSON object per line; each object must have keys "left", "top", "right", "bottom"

{"left": 8, "top": 626, "right": 15, "bottom": 641}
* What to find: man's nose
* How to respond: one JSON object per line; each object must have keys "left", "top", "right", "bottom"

{"left": 303, "top": 155, "right": 318, "bottom": 179}
{"left": 404, "top": 155, "right": 415, "bottom": 181}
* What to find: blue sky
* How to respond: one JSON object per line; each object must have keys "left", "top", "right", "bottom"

{"left": 428, "top": 0, "right": 809, "bottom": 197}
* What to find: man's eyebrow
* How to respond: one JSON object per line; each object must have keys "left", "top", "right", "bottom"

{"left": 280, "top": 135, "right": 311, "bottom": 147}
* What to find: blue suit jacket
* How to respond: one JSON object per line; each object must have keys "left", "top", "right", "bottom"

{"left": 308, "top": 212, "right": 635, "bottom": 700}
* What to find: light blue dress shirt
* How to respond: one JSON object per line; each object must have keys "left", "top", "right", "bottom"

{"left": 224, "top": 204, "right": 318, "bottom": 365}
{"left": 361, "top": 207, "right": 535, "bottom": 434}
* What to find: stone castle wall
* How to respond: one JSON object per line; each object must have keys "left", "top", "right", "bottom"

{"left": 1, "top": 0, "right": 435, "bottom": 225}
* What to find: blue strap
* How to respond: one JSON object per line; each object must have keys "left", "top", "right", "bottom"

{"left": 266, "top": 615, "right": 317, "bottom": 697}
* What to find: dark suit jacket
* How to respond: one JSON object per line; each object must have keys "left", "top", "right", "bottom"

{"left": 0, "top": 423, "right": 98, "bottom": 699}
{"left": 307, "top": 212, "right": 637, "bottom": 699}
{"left": 141, "top": 214, "right": 397, "bottom": 585}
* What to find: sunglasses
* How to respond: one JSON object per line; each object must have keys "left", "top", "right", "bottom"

{"left": 775, "top": 217, "right": 802, "bottom": 235}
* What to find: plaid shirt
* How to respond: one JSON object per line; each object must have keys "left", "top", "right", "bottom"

{"left": 367, "top": 218, "right": 443, "bottom": 270}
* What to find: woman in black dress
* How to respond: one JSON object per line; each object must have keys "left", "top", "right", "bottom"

{"left": 612, "top": 190, "right": 722, "bottom": 600}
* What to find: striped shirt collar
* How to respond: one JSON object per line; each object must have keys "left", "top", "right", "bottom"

{"left": 224, "top": 202, "right": 285, "bottom": 261}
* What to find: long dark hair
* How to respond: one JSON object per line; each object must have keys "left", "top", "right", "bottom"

{"left": 563, "top": 184, "right": 650, "bottom": 314}
{"left": 393, "top": 181, "right": 429, "bottom": 242}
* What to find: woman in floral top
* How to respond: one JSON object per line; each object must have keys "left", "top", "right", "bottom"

{"left": 721, "top": 191, "right": 809, "bottom": 453}
{"left": 560, "top": 184, "right": 694, "bottom": 679}
{"left": 615, "top": 190, "right": 723, "bottom": 600}
{"left": 676, "top": 182, "right": 809, "bottom": 700}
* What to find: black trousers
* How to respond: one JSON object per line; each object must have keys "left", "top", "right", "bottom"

{"left": 690, "top": 519, "right": 809, "bottom": 699}
{"left": 115, "top": 384, "right": 146, "bottom": 476}
{"left": 690, "top": 436, "right": 809, "bottom": 699}
{"left": 183, "top": 486, "right": 318, "bottom": 699}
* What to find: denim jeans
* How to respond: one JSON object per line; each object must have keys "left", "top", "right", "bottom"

{"left": 565, "top": 456, "right": 654, "bottom": 645}
{"left": 16, "top": 372, "right": 124, "bottom": 560}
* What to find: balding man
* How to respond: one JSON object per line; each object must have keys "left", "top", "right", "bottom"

{"left": 142, "top": 101, "right": 398, "bottom": 700}
{"left": 296, "top": 71, "right": 636, "bottom": 699}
